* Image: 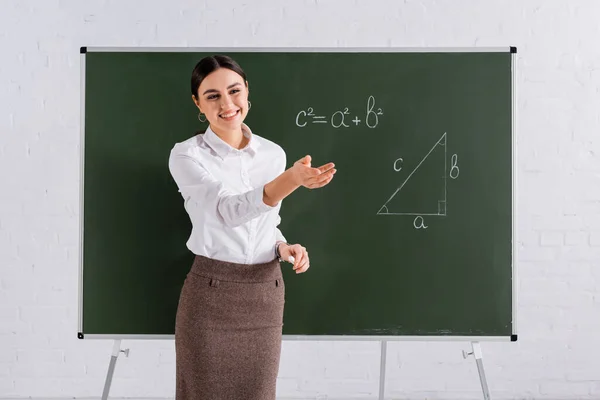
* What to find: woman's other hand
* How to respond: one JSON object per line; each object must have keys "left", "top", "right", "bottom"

{"left": 278, "top": 243, "right": 310, "bottom": 274}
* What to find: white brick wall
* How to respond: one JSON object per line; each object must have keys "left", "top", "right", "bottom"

{"left": 1, "top": 0, "right": 599, "bottom": 398}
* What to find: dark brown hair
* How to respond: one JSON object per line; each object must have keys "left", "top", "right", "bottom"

{"left": 190, "top": 55, "right": 248, "bottom": 99}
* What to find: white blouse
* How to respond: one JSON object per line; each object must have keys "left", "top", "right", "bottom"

{"left": 168, "top": 123, "right": 287, "bottom": 264}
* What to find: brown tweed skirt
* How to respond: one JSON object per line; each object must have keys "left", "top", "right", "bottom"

{"left": 175, "top": 254, "right": 285, "bottom": 400}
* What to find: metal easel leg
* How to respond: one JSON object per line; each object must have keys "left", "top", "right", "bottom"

{"left": 462, "top": 341, "right": 491, "bottom": 400}
{"left": 102, "top": 340, "right": 130, "bottom": 400}
{"left": 379, "top": 340, "right": 387, "bottom": 400}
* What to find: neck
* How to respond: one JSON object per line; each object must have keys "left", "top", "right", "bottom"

{"left": 211, "top": 125, "right": 248, "bottom": 150}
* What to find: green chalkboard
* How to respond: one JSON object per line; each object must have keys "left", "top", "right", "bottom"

{"left": 79, "top": 48, "right": 516, "bottom": 340}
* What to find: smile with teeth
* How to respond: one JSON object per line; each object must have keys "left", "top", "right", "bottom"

{"left": 220, "top": 109, "right": 240, "bottom": 119}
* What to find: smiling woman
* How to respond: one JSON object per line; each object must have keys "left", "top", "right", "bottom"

{"left": 191, "top": 57, "right": 250, "bottom": 147}
{"left": 167, "top": 54, "right": 337, "bottom": 400}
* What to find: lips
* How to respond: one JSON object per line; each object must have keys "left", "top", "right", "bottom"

{"left": 219, "top": 109, "right": 240, "bottom": 120}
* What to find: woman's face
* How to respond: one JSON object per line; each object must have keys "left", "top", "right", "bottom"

{"left": 193, "top": 68, "right": 249, "bottom": 134}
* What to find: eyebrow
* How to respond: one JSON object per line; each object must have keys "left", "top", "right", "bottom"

{"left": 203, "top": 82, "right": 242, "bottom": 95}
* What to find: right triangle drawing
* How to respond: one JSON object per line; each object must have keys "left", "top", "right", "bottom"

{"left": 377, "top": 132, "right": 447, "bottom": 216}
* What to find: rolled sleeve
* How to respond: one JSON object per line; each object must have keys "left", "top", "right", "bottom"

{"left": 252, "top": 184, "right": 278, "bottom": 212}
{"left": 275, "top": 215, "right": 286, "bottom": 244}
{"left": 169, "top": 152, "right": 273, "bottom": 228}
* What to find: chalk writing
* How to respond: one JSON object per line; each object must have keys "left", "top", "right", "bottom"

{"left": 331, "top": 107, "right": 350, "bottom": 128}
{"left": 450, "top": 154, "right": 460, "bottom": 179}
{"left": 377, "top": 132, "right": 461, "bottom": 230}
{"left": 413, "top": 216, "right": 428, "bottom": 229}
{"left": 365, "top": 95, "right": 383, "bottom": 128}
{"left": 295, "top": 96, "right": 384, "bottom": 129}
{"left": 393, "top": 158, "right": 403, "bottom": 172}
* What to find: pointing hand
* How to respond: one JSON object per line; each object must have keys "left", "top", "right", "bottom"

{"left": 291, "top": 155, "right": 336, "bottom": 189}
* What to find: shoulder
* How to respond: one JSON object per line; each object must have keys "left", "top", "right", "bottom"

{"left": 170, "top": 132, "right": 206, "bottom": 159}
{"left": 252, "top": 133, "right": 287, "bottom": 174}
{"left": 253, "top": 132, "right": 286, "bottom": 159}
{"left": 168, "top": 132, "right": 214, "bottom": 176}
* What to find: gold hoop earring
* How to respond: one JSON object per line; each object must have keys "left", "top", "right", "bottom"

{"left": 248, "top": 101, "right": 251, "bottom": 111}
{"left": 198, "top": 113, "right": 206, "bottom": 122}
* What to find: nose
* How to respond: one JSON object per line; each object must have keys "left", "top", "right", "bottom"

{"left": 220, "top": 94, "right": 234, "bottom": 109}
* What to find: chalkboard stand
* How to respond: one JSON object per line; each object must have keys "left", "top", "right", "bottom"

{"left": 101, "top": 340, "right": 390, "bottom": 400}
{"left": 462, "top": 341, "right": 491, "bottom": 400}
{"left": 377, "top": 340, "right": 491, "bottom": 400}
{"left": 96, "top": 339, "right": 491, "bottom": 400}
{"left": 379, "top": 340, "right": 387, "bottom": 399}
{"left": 101, "top": 340, "right": 129, "bottom": 400}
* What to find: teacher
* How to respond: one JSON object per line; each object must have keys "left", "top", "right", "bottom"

{"left": 168, "top": 54, "right": 336, "bottom": 399}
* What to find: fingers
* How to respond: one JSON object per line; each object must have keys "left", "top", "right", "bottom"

{"left": 307, "top": 167, "right": 336, "bottom": 188}
{"left": 319, "top": 168, "right": 336, "bottom": 182}
{"left": 296, "top": 258, "right": 310, "bottom": 273}
{"left": 292, "top": 245, "right": 310, "bottom": 274}
{"left": 317, "top": 162, "right": 335, "bottom": 173}
{"left": 293, "top": 158, "right": 336, "bottom": 188}
{"left": 301, "top": 166, "right": 330, "bottom": 182}
{"left": 291, "top": 245, "right": 303, "bottom": 270}
{"left": 295, "top": 155, "right": 312, "bottom": 166}
{"left": 295, "top": 159, "right": 333, "bottom": 173}
{"left": 308, "top": 167, "right": 322, "bottom": 177}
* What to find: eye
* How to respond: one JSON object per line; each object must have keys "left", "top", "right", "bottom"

{"left": 207, "top": 94, "right": 219, "bottom": 100}
{"left": 230, "top": 89, "right": 240, "bottom": 94}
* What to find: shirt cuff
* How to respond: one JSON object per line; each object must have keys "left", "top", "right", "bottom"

{"left": 254, "top": 184, "right": 279, "bottom": 211}
{"left": 276, "top": 229, "right": 286, "bottom": 244}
